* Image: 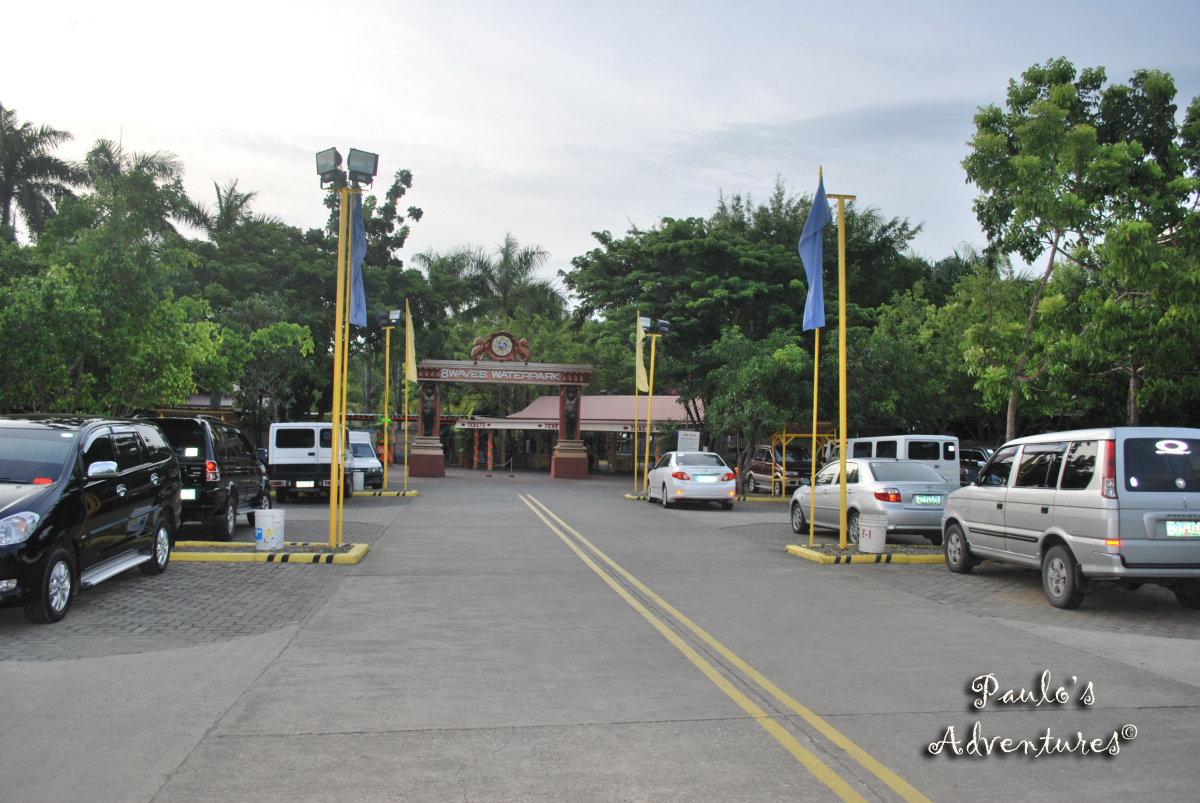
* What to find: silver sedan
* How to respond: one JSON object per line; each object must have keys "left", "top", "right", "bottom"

{"left": 789, "top": 458, "right": 958, "bottom": 544}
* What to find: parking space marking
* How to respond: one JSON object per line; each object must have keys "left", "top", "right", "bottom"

{"left": 517, "top": 494, "right": 869, "bottom": 803}
{"left": 526, "top": 494, "right": 933, "bottom": 803}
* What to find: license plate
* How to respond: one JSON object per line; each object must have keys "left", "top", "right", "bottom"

{"left": 696, "top": 475, "right": 717, "bottom": 483}
{"left": 295, "top": 480, "right": 315, "bottom": 489}
{"left": 913, "top": 494, "right": 942, "bottom": 505}
{"left": 1166, "top": 520, "right": 1200, "bottom": 537}
{"left": 180, "top": 488, "right": 196, "bottom": 500}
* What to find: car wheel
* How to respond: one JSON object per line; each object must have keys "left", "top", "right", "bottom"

{"left": 773, "top": 480, "right": 783, "bottom": 496}
{"left": 746, "top": 475, "right": 758, "bottom": 494}
{"left": 211, "top": 491, "right": 236, "bottom": 541}
{"left": 1175, "top": 582, "right": 1200, "bottom": 609}
{"left": 928, "top": 533, "right": 944, "bottom": 547}
{"left": 140, "top": 521, "right": 171, "bottom": 575}
{"left": 661, "top": 485, "right": 673, "bottom": 508}
{"left": 645, "top": 486, "right": 654, "bottom": 502}
{"left": 1042, "top": 545, "right": 1085, "bottom": 609}
{"left": 846, "top": 510, "right": 861, "bottom": 544}
{"left": 248, "top": 489, "right": 272, "bottom": 527}
{"left": 790, "top": 502, "right": 806, "bottom": 534}
{"left": 23, "top": 547, "right": 74, "bottom": 624}
{"left": 944, "top": 523, "right": 972, "bottom": 573}
{"left": 721, "top": 501, "right": 733, "bottom": 510}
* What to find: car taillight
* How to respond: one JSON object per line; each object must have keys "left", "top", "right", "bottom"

{"left": 720, "top": 473, "right": 735, "bottom": 482}
{"left": 874, "top": 487, "right": 902, "bottom": 503}
{"left": 671, "top": 471, "right": 691, "bottom": 481}
{"left": 1101, "top": 440, "right": 1116, "bottom": 499}
{"left": 206, "top": 460, "right": 220, "bottom": 482}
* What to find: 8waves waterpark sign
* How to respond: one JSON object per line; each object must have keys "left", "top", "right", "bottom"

{"left": 416, "top": 360, "right": 592, "bottom": 386}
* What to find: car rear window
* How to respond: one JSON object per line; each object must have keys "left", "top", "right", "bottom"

{"left": 0, "top": 428, "right": 76, "bottom": 483}
{"left": 876, "top": 441, "right": 897, "bottom": 458}
{"left": 276, "top": 428, "right": 315, "bottom": 449}
{"left": 869, "top": 461, "right": 945, "bottom": 482}
{"left": 943, "top": 442, "right": 956, "bottom": 461}
{"left": 157, "top": 420, "right": 206, "bottom": 458}
{"left": 907, "top": 441, "right": 941, "bottom": 461}
{"left": 1123, "top": 438, "right": 1200, "bottom": 492}
{"left": 678, "top": 453, "right": 727, "bottom": 467}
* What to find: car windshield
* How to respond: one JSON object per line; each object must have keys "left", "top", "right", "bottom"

{"left": 0, "top": 428, "right": 76, "bottom": 483}
{"left": 351, "top": 444, "right": 375, "bottom": 458}
{"left": 1124, "top": 438, "right": 1200, "bottom": 492}
{"left": 869, "top": 461, "right": 945, "bottom": 482}
{"left": 156, "top": 420, "right": 205, "bottom": 458}
{"left": 677, "top": 453, "right": 727, "bottom": 467}
{"left": 773, "top": 447, "right": 810, "bottom": 463}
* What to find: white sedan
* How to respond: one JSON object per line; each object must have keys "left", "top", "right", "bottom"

{"left": 647, "top": 451, "right": 737, "bottom": 509}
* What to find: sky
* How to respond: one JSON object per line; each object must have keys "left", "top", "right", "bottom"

{"left": 5, "top": 0, "right": 1200, "bottom": 283}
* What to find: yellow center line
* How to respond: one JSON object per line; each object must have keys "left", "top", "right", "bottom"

{"left": 517, "top": 494, "right": 867, "bottom": 803}
{"left": 526, "top": 494, "right": 932, "bottom": 803}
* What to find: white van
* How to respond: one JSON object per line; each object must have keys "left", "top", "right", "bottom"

{"left": 846, "top": 435, "right": 960, "bottom": 485}
{"left": 348, "top": 431, "right": 384, "bottom": 489}
{"left": 267, "top": 423, "right": 351, "bottom": 502}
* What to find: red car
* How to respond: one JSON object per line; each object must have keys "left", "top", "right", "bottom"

{"left": 745, "top": 444, "right": 813, "bottom": 495}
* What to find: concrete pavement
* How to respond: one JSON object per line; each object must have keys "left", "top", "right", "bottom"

{"left": 1, "top": 468, "right": 1197, "bottom": 801}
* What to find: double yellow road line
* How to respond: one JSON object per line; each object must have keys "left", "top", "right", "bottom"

{"left": 518, "top": 493, "right": 931, "bottom": 803}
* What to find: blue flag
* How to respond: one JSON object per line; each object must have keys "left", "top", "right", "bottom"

{"left": 348, "top": 194, "right": 368, "bottom": 327}
{"left": 798, "top": 176, "right": 831, "bottom": 331}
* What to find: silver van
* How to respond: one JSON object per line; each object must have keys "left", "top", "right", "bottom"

{"left": 942, "top": 427, "right": 1200, "bottom": 609}
{"left": 847, "top": 435, "right": 959, "bottom": 485}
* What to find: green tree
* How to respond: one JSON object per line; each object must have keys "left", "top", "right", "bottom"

{"left": 463, "top": 233, "right": 565, "bottom": 324}
{"left": 0, "top": 102, "right": 86, "bottom": 240}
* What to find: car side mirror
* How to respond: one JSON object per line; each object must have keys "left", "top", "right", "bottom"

{"left": 87, "top": 461, "right": 118, "bottom": 478}
{"left": 256, "top": 448, "right": 268, "bottom": 462}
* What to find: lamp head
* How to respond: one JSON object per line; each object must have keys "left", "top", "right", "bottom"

{"left": 316, "top": 147, "right": 342, "bottom": 187}
{"left": 389, "top": 309, "right": 402, "bottom": 324}
{"left": 638, "top": 316, "right": 651, "bottom": 330}
{"left": 347, "top": 148, "right": 379, "bottom": 187}
{"left": 375, "top": 310, "right": 389, "bottom": 328}
{"left": 656, "top": 319, "right": 671, "bottom": 334}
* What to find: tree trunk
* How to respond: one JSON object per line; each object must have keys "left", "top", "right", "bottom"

{"left": 1127, "top": 366, "right": 1141, "bottom": 427}
{"left": 736, "top": 437, "right": 755, "bottom": 494}
{"left": 1006, "top": 390, "right": 1018, "bottom": 442}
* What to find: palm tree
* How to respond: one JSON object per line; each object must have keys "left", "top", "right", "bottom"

{"left": 466, "top": 233, "right": 565, "bottom": 323}
{"left": 81, "top": 139, "right": 208, "bottom": 236}
{"left": 196, "top": 179, "right": 280, "bottom": 234}
{"left": 0, "top": 102, "right": 87, "bottom": 239}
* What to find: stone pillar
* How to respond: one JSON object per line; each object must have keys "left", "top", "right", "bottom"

{"left": 551, "top": 384, "right": 588, "bottom": 479}
{"left": 409, "top": 381, "right": 445, "bottom": 477}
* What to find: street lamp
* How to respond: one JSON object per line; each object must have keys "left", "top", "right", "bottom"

{"left": 656, "top": 319, "right": 671, "bottom": 334}
{"left": 316, "top": 147, "right": 342, "bottom": 188}
{"left": 347, "top": 148, "right": 379, "bottom": 187}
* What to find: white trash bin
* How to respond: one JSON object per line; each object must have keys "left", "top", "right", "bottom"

{"left": 857, "top": 514, "right": 888, "bottom": 554}
{"left": 352, "top": 471, "right": 365, "bottom": 491}
{"left": 255, "top": 509, "right": 285, "bottom": 551}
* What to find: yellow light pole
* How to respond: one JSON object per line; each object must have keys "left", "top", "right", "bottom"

{"left": 826, "top": 190, "right": 855, "bottom": 550}
{"left": 382, "top": 323, "right": 393, "bottom": 490}
{"left": 641, "top": 334, "right": 659, "bottom": 495}
{"left": 327, "top": 186, "right": 351, "bottom": 548}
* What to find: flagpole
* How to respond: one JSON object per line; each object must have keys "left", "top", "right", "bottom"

{"left": 633, "top": 310, "right": 640, "bottom": 496}
{"left": 810, "top": 327, "right": 819, "bottom": 548}
{"left": 826, "top": 191, "right": 855, "bottom": 550}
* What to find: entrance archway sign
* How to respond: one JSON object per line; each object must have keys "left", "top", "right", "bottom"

{"left": 411, "top": 346, "right": 593, "bottom": 478}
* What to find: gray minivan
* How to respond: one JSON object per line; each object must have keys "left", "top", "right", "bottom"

{"left": 942, "top": 427, "right": 1200, "bottom": 609}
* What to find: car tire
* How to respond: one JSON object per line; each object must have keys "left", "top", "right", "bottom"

{"left": 1042, "top": 545, "right": 1086, "bottom": 609}
{"left": 746, "top": 475, "right": 758, "bottom": 494}
{"left": 790, "top": 502, "right": 807, "bottom": 534}
{"left": 944, "top": 523, "right": 972, "bottom": 574}
{"left": 211, "top": 491, "right": 236, "bottom": 541}
{"left": 721, "top": 501, "right": 733, "bottom": 510}
{"left": 23, "top": 547, "right": 74, "bottom": 624}
{"left": 846, "top": 510, "right": 861, "bottom": 544}
{"left": 661, "top": 485, "right": 673, "bottom": 508}
{"left": 276, "top": 487, "right": 288, "bottom": 504}
{"left": 140, "top": 520, "right": 171, "bottom": 575}
{"left": 248, "top": 489, "right": 272, "bottom": 527}
{"left": 1175, "top": 582, "right": 1200, "bottom": 609}
{"left": 773, "top": 480, "right": 783, "bottom": 496}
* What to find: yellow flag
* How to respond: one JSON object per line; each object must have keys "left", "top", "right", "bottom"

{"left": 404, "top": 299, "right": 417, "bottom": 384}
{"left": 635, "top": 314, "right": 649, "bottom": 392}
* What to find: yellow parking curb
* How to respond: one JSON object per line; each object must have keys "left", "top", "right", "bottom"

{"left": 172, "top": 542, "right": 370, "bottom": 564}
{"left": 623, "top": 493, "right": 647, "bottom": 501}
{"left": 351, "top": 490, "right": 418, "bottom": 497}
{"left": 785, "top": 544, "right": 944, "bottom": 565}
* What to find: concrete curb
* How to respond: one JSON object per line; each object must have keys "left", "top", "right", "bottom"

{"left": 622, "top": 493, "right": 787, "bottom": 503}
{"left": 785, "top": 544, "right": 945, "bottom": 565}
{"left": 351, "top": 490, "right": 418, "bottom": 497}
{"left": 172, "top": 542, "right": 370, "bottom": 565}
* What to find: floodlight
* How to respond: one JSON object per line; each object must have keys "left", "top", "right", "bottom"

{"left": 638, "top": 317, "right": 651, "bottom": 330}
{"left": 316, "top": 147, "right": 342, "bottom": 186}
{"left": 375, "top": 310, "right": 390, "bottom": 328}
{"left": 389, "top": 309, "right": 402, "bottom": 324}
{"left": 347, "top": 148, "right": 379, "bottom": 186}
{"left": 657, "top": 319, "right": 671, "bottom": 334}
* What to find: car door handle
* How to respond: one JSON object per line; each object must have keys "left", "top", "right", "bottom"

{"left": 151, "top": 473, "right": 159, "bottom": 485}
{"left": 996, "top": 502, "right": 1003, "bottom": 509}
{"left": 308, "top": 452, "right": 315, "bottom": 456}
{"left": 1041, "top": 506, "right": 1049, "bottom": 514}
{"left": 116, "top": 484, "right": 127, "bottom": 497}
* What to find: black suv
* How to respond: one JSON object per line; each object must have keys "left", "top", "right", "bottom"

{"left": 0, "top": 415, "right": 180, "bottom": 624}
{"left": 154, "top": 416, "right": 271, "bottom": 540}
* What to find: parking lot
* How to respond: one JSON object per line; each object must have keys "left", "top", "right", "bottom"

{"left": 1, "top": 470, "right": 1198, "bottom": 802}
